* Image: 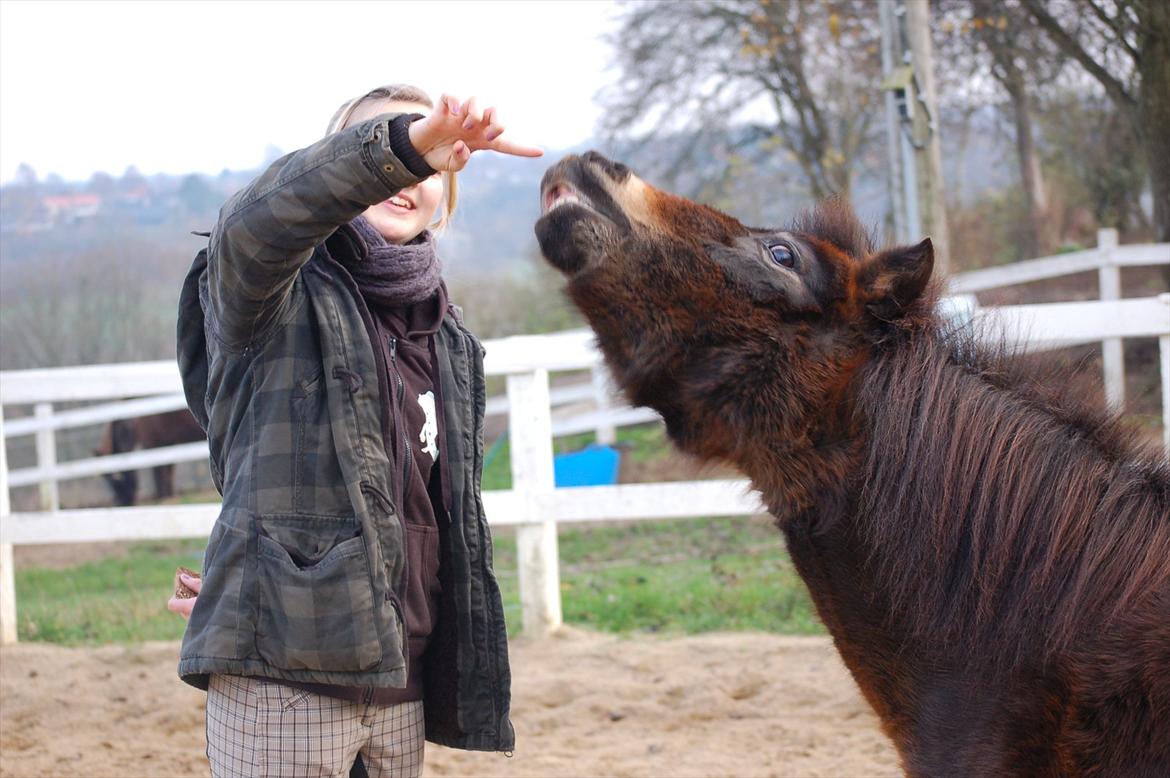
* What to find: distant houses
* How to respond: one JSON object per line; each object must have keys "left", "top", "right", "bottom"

{"left": 1, "top": 174, "right": 231, "bottom": 234}
{"left": 41, "top": 193, "right": 102, "bottom": 224}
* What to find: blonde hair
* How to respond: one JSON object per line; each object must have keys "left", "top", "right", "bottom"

{"left": 328, "top": 84, "right": 458, "bottom": 233}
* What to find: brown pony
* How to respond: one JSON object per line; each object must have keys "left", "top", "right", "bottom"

{"left": 94, "top": 409, "right": 206, "bottom": 506}
{"left": 535, "top": 152, "right": 1170, "bottom": 776}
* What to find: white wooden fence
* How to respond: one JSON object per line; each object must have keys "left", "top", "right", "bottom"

{"left": 0, "top": 368, "right": 642, "bottom": 503}
{"left": 1, "top": 231, "right": 1167, "bottom": 645}
{"left": 948, "top": 229, "right": 1167, "bottom": 411}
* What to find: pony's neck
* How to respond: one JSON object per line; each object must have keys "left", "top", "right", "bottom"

{"left": 662, "top": 406, "right": 862, "bottom": 526}
{"left": 658, "top": 337, "right": 866, "bottom": 523}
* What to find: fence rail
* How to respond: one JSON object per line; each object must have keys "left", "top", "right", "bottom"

{"left": 973, "top": 295, "right": 1170, "bottom": 350}
{"left": 2, "top": 393, "right": 191, "bottom": 437}
{"left": 0, "top": 481, "right": 764, "bottom": 547}
{"left": 1, "top": 232, "right": 1168, "bottom": 645}
{"left": 946, "top": 241, "right": 1167, "bottom": 293}
{"left": 1, "top": 379, "right": 624, "bottom": 492}
{"left": 948, "top": 230, "right": 1168, "bottom": 410}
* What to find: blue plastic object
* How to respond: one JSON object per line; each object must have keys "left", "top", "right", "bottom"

{"left": 554, "top": 444, "right": 621, "bottom": 487}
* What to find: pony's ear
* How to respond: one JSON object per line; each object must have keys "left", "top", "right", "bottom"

{"left": 859, "top": 238, "right": 934, "bottom": 321}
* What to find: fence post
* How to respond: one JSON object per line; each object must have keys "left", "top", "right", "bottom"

{"left": 1, "top": 406, "right": 17, "bottom": 645}
{"left": 1097, "top": 228, "right": 1124, "bottom": 411}
{"left": 507, "top": 368, "right": 563, "bottom": 638}
{"left": 1160, "top": 295, "right": 1170, "bottom": 460}
{"left": 34, "top": 403, "right": 59, "bottom": 511}
{"left": 591, "top": 364, "right": 616, "bottom": 446}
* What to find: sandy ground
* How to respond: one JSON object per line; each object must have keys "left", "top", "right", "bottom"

{"left": 0, "top": 629, "right": 898, "bottom": 778}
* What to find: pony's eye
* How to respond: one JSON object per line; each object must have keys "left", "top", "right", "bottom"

{"left": 769, "top": 244, "right": 795, "bottom": 268}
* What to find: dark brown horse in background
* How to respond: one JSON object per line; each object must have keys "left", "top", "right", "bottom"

{"left": 94, "top": 409, "right": 206, "bottom": 506}
{"left": 535, "top": 152, "right": 1170, "bottom": 776}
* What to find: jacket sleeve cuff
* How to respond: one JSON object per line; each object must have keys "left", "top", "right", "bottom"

{"left": 388, "top": 113, "right": 438, "bottom": 178}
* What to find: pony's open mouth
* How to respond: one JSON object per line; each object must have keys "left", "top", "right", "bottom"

{"left": 541, "top": 181, "right": 592, "bottom": 215}
{"left": 536, "top": 178, "right": 605, "bottom": 276}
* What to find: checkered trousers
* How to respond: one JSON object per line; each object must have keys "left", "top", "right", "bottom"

{"left": 206, "top": 674, "right": 424, "bottom": 778}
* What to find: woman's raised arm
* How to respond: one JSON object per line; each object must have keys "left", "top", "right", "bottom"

{"left": 207, "top": 114, "right": 431, "bottom": 348}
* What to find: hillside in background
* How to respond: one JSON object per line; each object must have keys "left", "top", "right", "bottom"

{"left": 0, "top": 112, "right": 1127, "bottom": 372}
{"left": 1, "top": 110, "right": 1019, "bottom": 273}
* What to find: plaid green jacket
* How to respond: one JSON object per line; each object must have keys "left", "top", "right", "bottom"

{"left": 174, "top": 115, "right": 514, "bottom": 752}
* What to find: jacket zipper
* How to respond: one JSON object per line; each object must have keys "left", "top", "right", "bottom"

{"left": 388, "top": 336, "right": 413, "bottom": 689}
{"left": 388, "top": 337, "right": 412, "bottom": 513}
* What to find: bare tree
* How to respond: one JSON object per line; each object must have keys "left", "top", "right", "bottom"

{"left": 940, "top": 0, "right": 1071, "bottom": 255}
{"left": 600, "top": 0, "right": 884, "bottom": 203}
{"left": 1021, "top": 0, "right": 1170, "bottom": 241}
{"left": 1039, "top": 90, "right": 1150, "bottom": 239}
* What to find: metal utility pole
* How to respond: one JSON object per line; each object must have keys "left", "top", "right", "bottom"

{"left": 880, "top": 0, "right": 951, "bottom": 275}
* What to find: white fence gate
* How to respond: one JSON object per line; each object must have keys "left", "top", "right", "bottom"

{"left": 2, "top": 230, "right": 1168, "bottom": 645}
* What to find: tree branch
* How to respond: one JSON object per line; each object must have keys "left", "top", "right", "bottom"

{"left": 1084, "top": 0, "right": 1140, "bottom": 61}
{"left": 1020, "top": 0, "right": 1136, "bottom": 109}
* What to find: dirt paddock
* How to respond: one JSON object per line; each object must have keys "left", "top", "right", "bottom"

{"left": 0, "top": 629, "right": 898, "bottom": 778}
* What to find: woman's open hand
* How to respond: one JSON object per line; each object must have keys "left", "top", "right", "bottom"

{"left": 167, "top": 570, "right": 202, "bottom": 621}
{"left": 407, "top": 95, "right": 542, "bottom": 172}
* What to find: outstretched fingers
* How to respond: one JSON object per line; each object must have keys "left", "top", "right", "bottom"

{"left": 489, "top": 136, "right": 544, "bottom": 158}
{"left": 424, "top": 94, "right": 543, "bottom": 162}
{"left": 474, "top": 106, "right": 542, "bottom": 158}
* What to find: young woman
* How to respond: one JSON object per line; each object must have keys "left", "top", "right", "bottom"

{"left": 169, "top": 84, "right": 541, "bottom": 777}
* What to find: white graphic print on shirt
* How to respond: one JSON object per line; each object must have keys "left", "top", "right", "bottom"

{"left": 417, "top": 390, "right": 440, "bottom": 461}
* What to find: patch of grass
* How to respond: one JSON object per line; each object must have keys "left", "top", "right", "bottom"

{"left": 174, "top": 488, "right": 221, "bottom": 505}
{"left": 481, "top": 434, "right": 513, "bottom": 491}
{"left": 16, "top": 539, "right": 206, "bottom": 645}
{"left": 611, "top": 424, "right": 674, "bottom": 464}
{"left": 15, "top": 515, "right": 820, "bottom": 646}
{"left": 490, "top": 514, "right": 821, "bottom": 638}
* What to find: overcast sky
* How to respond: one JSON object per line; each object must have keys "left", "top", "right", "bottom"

{"left": 0, "top": 0, "right": 622, "bottom": 183}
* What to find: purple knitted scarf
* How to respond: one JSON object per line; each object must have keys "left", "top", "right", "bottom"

{"left": 346, "top": 215, "right": 442, "bottom": 307}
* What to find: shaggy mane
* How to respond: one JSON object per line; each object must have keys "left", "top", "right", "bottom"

{"left": 789, "top": 197, "right": 876, "bottom": 258}
{"left": 853, "top": 320, "right": 1170, "bottom": 668}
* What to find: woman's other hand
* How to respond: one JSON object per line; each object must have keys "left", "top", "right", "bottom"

{"left": 167, "top": 571, "right": 202, "bottom": 620}
{"left": 407, "top": 95, "right": 543, "bottom": 172}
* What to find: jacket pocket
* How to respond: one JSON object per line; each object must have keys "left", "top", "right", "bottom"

{"left": 255, "top": 518, "right": 383, "bottom": 672}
